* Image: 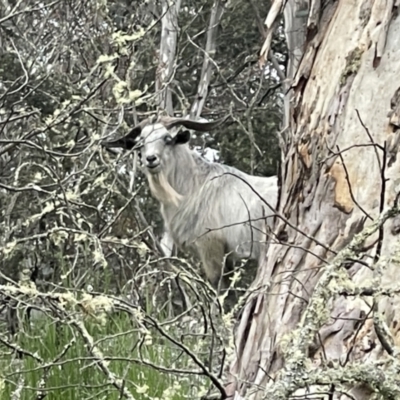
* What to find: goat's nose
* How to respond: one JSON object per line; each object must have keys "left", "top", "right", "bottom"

{"left": 146, "top": 155, "right": 157, "bottom": 163}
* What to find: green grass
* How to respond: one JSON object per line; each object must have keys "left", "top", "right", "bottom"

{"left": 0, "top": 311, "right": 209, "bottom": 399}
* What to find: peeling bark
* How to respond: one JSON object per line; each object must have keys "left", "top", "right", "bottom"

{"left": 282, "top": 0, "right": 308, "bottom": 148}
{"left": 228, "top": 1, "right": 400, "bottom": 399}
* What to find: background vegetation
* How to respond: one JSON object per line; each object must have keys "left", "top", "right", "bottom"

{"left": 0, "top": 0, "right": 284, "bottom": 398}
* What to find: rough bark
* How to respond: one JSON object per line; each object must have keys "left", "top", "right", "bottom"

{"left": 281, "top": 0, "right": 308, "bottom": 130}
{"left": 228, "top": 1, "right": 400, "bottom": 399}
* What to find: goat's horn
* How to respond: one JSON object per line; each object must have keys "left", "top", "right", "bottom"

{"left": 160, "top": 115, "right": 229, "bottom": 132}
{"left": 101, "top": 118, "right": 150, "bottom": 150}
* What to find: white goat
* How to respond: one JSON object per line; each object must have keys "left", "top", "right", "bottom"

{"left": 103, "top": 116, "right": 278, "bottom": 289}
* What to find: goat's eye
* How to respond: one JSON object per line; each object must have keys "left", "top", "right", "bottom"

{"left": 164, "top": 135, "right": 173, "bottom": 144}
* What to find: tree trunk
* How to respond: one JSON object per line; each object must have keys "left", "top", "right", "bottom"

{"left": 190, "top": 0, "right": 224, "bottom": 118}
{"left": 156, "top": 0, "right": 182, "bottom": 115}
{"left": 227, "top": 1, "right": 400, "bottom": 399}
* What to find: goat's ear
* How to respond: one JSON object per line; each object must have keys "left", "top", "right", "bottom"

{"left": 102, "top": 126, "right": 141, "bottom": 150}
{"left": 174, "top": 130, "right": 191, "bottom": 145}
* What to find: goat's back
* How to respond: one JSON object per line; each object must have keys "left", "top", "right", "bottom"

{"left": 167, "top": 164, "right": 278, "bottom": 260}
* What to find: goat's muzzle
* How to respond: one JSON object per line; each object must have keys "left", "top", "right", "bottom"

{"left": 145, "top": 155, "right": 161, "bottom": 173}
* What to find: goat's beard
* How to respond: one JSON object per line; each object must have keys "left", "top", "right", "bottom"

{"left": 147, "top": 170, "right": 182, "bottom": 207}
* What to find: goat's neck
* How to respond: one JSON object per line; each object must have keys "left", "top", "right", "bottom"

{"left": 166, "top": 145, "right": 207, "bottom": 196}
{"left": 147, "top": 172, "right": 182, "bottom": 207}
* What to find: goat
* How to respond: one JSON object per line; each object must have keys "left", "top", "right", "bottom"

{"left": 103, "top": 115, "right": 278, "bottom": 291}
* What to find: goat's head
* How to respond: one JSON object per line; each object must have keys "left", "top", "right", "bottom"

{"left": 102, "top": 115, "right": 228, "bottom": 175}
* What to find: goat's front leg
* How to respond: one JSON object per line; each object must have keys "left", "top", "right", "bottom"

{"left": 197, "top": 240, "right": 225, "bottom": 288}
{"left": 197, "top": 241, "right": 237, "bottom": 309}
{"left": 160, "top": 230, "right": 175, "bottom": 257}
